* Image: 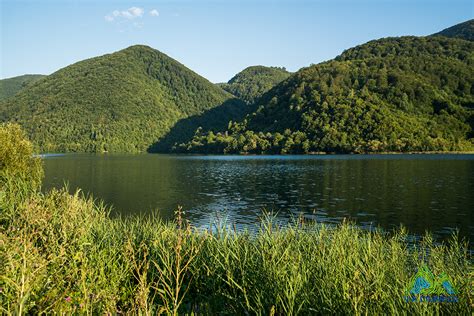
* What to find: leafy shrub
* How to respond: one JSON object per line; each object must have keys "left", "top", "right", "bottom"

{"left": 0, "top": 122, "right": 43, "bottom": 189}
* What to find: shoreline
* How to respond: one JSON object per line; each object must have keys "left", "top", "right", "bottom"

{"left": 37, "top": 151, "right": 474, "bottom": 156}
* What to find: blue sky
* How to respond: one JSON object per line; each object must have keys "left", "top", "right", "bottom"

{"left": 1, "top": 0, "right": 472, "bottom": 83}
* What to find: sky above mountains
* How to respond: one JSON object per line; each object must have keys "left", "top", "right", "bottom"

{"left": 1, "top": 0, "right": 472, "bottom": 83}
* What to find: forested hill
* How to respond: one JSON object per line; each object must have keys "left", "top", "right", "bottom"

{"left": 0, "top": 74, "right": 46, "bottom": 101}
{"left": 0, "top": 45, "right": 242, "bottom": 153}
{"left": 2, "top": 21, "right": 473, "bottom": 154}
{"left": 432, "top": 19, "right": 474, "bottom": 41}
{"left": 219, "top": 66, "right": 291, "bottom": 104}
{"left": 177, "top": 35, "right": 474, "bottom": 154}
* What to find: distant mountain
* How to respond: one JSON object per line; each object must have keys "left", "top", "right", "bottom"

{"left": 0, "top": 74, "right": 46, "bottom": 101}
{"left": 432, "top": 19, "right": 474, "bottom": 41}
{"left": 219, "top": 66, "right": 291, "bottom": 104}
{"left": 178, "top": 34, "right": 474, "bottom": 153}
{"left": 0, "top": 45, "right": 243, "bottom": 153}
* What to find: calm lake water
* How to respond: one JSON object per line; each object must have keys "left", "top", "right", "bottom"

{"left": 42, "top": 154, "right": 474, "bottom": 244}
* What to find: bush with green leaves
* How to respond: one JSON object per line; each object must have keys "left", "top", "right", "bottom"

{"left": 0, "top": 123, "right": 43, "bottom": 186}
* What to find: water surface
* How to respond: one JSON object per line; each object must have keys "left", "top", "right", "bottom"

{"left": 42, "top": 154, "right": 474, "bottom": 243}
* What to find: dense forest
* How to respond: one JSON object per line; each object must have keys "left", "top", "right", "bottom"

{"left": 0, "top": 74, "right": 45, "bottom": 101}
{"left": 177, "top": 27, "right": 474, "bottom": 154}
{"left": 218, "top": 66, "right": 290, "bottom": 104}
{"left": 433, "top": 18, "right": 474, "bottom": 41}
{"left": 1, "top": 20, "right": 473, "bottom": 154}
{"left": 0, "top": 45, "right": 244, "bottom": 153}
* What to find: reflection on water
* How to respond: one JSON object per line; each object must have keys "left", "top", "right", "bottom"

{"left": 42, "top": 154, "right": 474, "bottom": 244}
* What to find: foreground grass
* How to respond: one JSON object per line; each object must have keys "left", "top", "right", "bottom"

{"left": 0, "top": 123, "right": 473, "bottom": 314}
{"left": 1, "top": 186, "right": 472, "bottom": 314}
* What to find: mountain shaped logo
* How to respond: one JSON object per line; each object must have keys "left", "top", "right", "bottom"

{"left": 405, "top": 265, "right": 456, "bottom": 296}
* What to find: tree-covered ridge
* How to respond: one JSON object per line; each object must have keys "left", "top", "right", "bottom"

{"left": 432, "top": 19, "right": 474, "bottom": 42}
{"left": 0, "top": 45, "right": 238, "bottom": 153}
{"left": 219, "top": 66, "right": 290, "bottom": 104}
{"left": 178, "top": 36, "right": 474, "bottom": 154}
{"left": 0, "top": 74, "right": 46, "bottom": 101}
{"left": 2, "top": 21, "right": 473, "bottom": 154}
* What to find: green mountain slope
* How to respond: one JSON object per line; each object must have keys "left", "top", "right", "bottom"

{"left": 0, "top": 74, "right": 46, "bottom": 101}
{"left": 0, "top": 45, "right": 242, "bottom": 153}
{"left": 219, "top": 66, "right": 290, "bottom": 104}
{"left": 432, "top": 19, "right": 474, "bottom": 41}
{"left": 178, "top": 35, "right": 474, "bottom": 154}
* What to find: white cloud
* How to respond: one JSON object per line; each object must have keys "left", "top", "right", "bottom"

{"left": 150, "top": 9, "right": 159, "bottom": 17}
{"left": 128, "top": 7, "right": 144, "bottom": 18}
{"left": 105, "top": 7, "right": 145, "bottom": 22}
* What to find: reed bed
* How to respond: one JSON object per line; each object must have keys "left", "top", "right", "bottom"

{"left": 0, "top": 123, "right": 472, "bottom": 314}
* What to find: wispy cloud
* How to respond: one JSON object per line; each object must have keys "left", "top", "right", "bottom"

{"left": 105, "top": 7, "right": 145, "bottom": 22}
{"left": 104, "top": 7, "right": 160, "bottom": 31}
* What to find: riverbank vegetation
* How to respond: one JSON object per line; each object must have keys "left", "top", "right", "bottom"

{"left": 1, "top": 123, "right": 472, "bottom": 314}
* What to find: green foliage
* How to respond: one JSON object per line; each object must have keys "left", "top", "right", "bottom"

{"left": 2, "top": 22, "right": 474, "bottom": 155}
{"left": 0, "top": 130, "right": 471, "bottom": 314}
{"left": 0, "top": 45, "right": 234, "bottom": 153}
{"left": 0, "top": 123, "right": 43, "bottom": 190}
{"left": 219, "top": 66, "right": 291, "bottom": 104}
{"left": 0, "top": 75, "right": 45, "bottom": 101}
{"left": 1, "top": 189, "right": 471, "bottom": 314}
{"left": 432, "top": 19, "right": 474, "bottom": 42}
{"left": 180, "top": 36, "right": 474, "bottom": 154}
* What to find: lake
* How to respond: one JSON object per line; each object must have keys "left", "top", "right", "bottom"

{"left": 42, "top": 154, "right": 474, "bottom": 244}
